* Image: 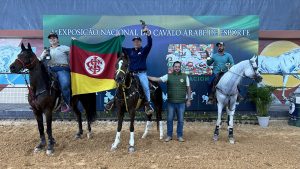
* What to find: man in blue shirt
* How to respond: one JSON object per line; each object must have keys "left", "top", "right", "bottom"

{"left": 206, "top": 42, "right": 234, "bottom": 104}
{"left": 105, "top": 27, "right": 154, "bottom": 115}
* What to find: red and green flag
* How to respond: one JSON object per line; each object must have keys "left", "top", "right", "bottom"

{"left": 70, "top": 35, "right": 124, "bottom": 95}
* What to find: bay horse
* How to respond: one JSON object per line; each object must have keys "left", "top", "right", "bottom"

{"left": 9, "top": 43, "right": 96, "bottom": 155}
{"left": 111, "top": 53, "right": 163, "bottom": 153}
{"left": 213, "top": 56, "right": 262, "bottom": 144}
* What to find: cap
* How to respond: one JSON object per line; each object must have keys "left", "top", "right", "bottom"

{"left": 48, "top": 32, "right": 58, "bottom": 39}
{"left": 216, "top": 42, "right": 224, "bottom": 47}
{"left": 132, "top": 36, "right": 142, "bottom": 41}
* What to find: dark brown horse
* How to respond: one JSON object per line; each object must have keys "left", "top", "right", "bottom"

{"left": 9, "top": 43, "right": 96, "bottom": 155}
{"left": 111, "top": 53, "right": 163, "bottom": 153}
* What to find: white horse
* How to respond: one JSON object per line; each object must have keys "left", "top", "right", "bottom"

{"left": 258, "top": 48, "right": 300, "bottom": 100}
{"left": 213, "top": 56, "right": 262, "bottom": 144}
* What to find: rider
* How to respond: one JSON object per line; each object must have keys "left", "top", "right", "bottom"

{"left": 38, "top": 32, "right": 72, "bottom": 113}
{"left": 105, "top": 27, "right": 154, "bottom": 115}
{"left": 207, "top": 42, "right": 234, "bottom": 104}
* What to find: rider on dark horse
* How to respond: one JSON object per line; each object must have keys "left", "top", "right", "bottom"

{"left": 105, "top": 26, "right": 154, "bottom": 115}
{"left": 207, "top": 42, "right": 242, "bottom": 104}
{"left": 38, "top": 32, "right": 72, "bottom": 113}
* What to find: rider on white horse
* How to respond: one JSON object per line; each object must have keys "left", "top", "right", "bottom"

{"left": 207, "top": 42, "right": 234, "bottom": 104}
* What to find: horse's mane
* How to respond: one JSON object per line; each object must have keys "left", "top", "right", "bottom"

{"left": 38, "top": 60, "right": 51, "bottom": 89}
{"left": 229, "top": 60, "right": 248, "bottom": 73}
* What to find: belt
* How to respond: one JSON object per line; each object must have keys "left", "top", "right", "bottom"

{"left": 130, "top": 70, "right": 146, "bottom": 74}
{"left": 49, "top": 64, "right": 69, "bottom": 67}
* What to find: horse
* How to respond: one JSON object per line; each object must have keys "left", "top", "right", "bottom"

{"left": 258, "top": 48, "right": 300, "bottom": 100}
{"left": 9, "top": 43, "right": 96, "bottom": 155}
{"left": 213, "top": 56, "right": 262, "bottom": 144}
{"left": 111, "top": 53, "right": 163, "bottom": 153}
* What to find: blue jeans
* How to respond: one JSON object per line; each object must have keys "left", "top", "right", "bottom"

{"left": 137, "top": 72, "right": 151, "bottom": 102}
{"left": 207, "top": 73, "right": 216, "bottom": 96}
{"left": 167, "top": 102, "right": 185, "bottom": 138}
{"left": 50, "top": 66, "right": 71, "bottom": 106}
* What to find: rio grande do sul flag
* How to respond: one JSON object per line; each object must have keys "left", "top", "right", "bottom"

{"left": 70, "top": 35, "right": 125, "bottom": 95}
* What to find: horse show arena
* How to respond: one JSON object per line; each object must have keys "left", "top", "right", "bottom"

{"left": 0, "top": 120, "right": 299, "bottom": 169}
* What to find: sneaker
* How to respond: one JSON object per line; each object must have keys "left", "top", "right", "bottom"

{"left": 178, "top": 137, "right": 185, "bottom": 142}
{"left": 165, "top": 136, "right": 172, "bottom": 142}
{"left": 61, "top": 104, "right": 71, "bottom": 113}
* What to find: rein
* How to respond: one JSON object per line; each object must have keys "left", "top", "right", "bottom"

{"left": 18, "top": 57, "right": 47, "bottom": 110}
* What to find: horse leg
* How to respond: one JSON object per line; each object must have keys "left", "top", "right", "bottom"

{"left": 111, "top": 108, "right": 124, "bottom": 151}
{"left": 157, "top": 108, "right": 164, "bottom": 140}
{"left": 142, "top": 114, "right": 152, "bottom": 139}
{"left": 87, "top": 120, "right": 92, "bottom": 139}
{"left": 73, "top": 100, "right": 83, "bottom": 139}
{"left": 34, "top": 111, "right": 46, "bottom": 153}
{"left": 45, "top": 109, "right": 55, "bottom": 155}
{"left": 128, "top": 110, "right": 136, "bottom": 153}
{"left": 213, "top": 102, "right": 223, "bottom": 141}
{"left": 227, "top": 109, "right": 235, "bottom": 144}
{"left": 282, "top": 75, "right": 289, "bottom": 100}
{"left": 227, "top": 99, "right": 236, "bottom": 144}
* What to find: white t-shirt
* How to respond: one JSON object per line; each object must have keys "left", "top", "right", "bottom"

{"left": 159, "top": 74, "right": 190, "bottom": 86}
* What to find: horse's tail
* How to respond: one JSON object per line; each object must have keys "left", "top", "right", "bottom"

{"left": 150, "top": 80, "right": 163, "bottom": 131}
{"left": 78, "top": 93, "right": 97, "bottom": 122}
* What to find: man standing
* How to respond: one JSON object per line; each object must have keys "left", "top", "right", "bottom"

{"left": 207, "top": 42, "right": 234, "bottom": 103}
{"left": 148, "top": 61, "right": 191, "bottom": 142}
{"left": 39, "top": 32, "right": 72, "bottom": 113}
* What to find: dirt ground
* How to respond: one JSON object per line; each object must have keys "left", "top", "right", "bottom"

{"left": 0, "top": 120, "right": 300, "bottom": 169}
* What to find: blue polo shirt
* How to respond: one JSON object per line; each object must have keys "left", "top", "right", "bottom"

{"left": 122, "top": 35, "right": 152, "bottom": 72}
{"left": 207, "top": 52, "right": 234, "bottom": 74}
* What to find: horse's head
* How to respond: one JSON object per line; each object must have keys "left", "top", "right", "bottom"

{"left": 245, "top": 55, "right": 262, "bottom": 82}
{"left": 114, "top": 52, "right": 129, "bottom": 84}
{"left": 9, "top": 43, "right": 38, "bottom": 73}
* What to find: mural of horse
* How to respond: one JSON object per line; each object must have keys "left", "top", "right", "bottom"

{"left": 258, "top": 48, "right": 300, "bottom": 100}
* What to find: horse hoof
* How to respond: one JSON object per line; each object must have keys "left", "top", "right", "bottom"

{"left": 141, "top": 134, "right": 147, "bottom": 139}
{"left": 46, "top": 149, "right": 54, "bottom": 156}
{"left": 87, "top": 132, "right": 92, "bottom": 139}
{"left": 229, "top": 138, "right": 235, "bottom": 144}
{"left": 160, "top": 136, "right": 163, "bottom": 140}
{"left": 213, "top": 134, "right": 219, "bottom": 141}
{"left": 128, "top": 146, "right": 135, "bottom": 153}
{"left": 34, "top": 147, "right": 43, "bottom": 153}
{"left": 110, "top": 146, "right": 117, "bottom": 152}
{"left": 75, "top": 134, "right": 82, "bottom": 139}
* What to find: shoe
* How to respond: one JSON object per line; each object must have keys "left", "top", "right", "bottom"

{"left": 104, "top": 100, "right": 114, "bottom": 111}
{"left": 145, "top": 102, "right": 154, "bottom": 115}
{"left": 61, "top": 104, "right": 71, "bottom": 113}
{"left": 165, "top": 136, "right": 172, "bottom": 142}
{"left": 178, "top": 137, "right": 185, "bottom": 142}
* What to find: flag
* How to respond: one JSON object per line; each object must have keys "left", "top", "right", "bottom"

{"left": 70, "top": 35, "right": 125, "bottom": 95}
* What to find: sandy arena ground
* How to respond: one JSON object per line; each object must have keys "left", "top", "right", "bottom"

{"left": 0, "top": 120, "right": 300, "bottom": 169}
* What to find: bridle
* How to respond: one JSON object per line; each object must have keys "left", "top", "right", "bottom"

{"left": 226, "top": 59, "right": 260, "bottom": 80}
{"left": 15, "top": 52, "right": 38, "bottom": 71}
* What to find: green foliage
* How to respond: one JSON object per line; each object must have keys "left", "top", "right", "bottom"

{"left": 248, "top": 85, "right": 276, "bottom": 117}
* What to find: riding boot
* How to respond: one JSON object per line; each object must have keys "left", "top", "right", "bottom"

{"left": 105, "top": 99, "right": 115, "bottom": 111}
{"left": 144, "top": 102, "right": 154, "bottom": 115}
{"left": 207, "top": 87, "right": 215, "bottom": 104}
